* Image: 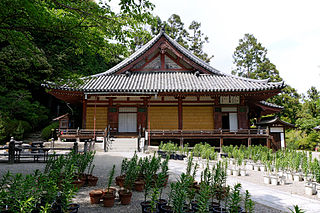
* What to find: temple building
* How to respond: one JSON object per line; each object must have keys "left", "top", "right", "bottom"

{"left": 44, "top": 31, "right": 286, "bottom": 150}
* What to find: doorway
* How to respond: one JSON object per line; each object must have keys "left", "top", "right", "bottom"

{"left": 118, "top": 107, "right": 137, "bottom": 133}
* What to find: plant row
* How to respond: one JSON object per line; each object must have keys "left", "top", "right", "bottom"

{"left": 0, "top": 151, "right": 96, "bottom": 213}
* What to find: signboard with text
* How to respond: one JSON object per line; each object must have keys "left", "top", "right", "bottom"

{"left": 220, "top": 96, "right": 240, "bottom": 105}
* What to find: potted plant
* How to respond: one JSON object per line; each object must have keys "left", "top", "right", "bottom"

{"left": 102, "top": 165, "right": 116, "bottom": 207}
{"left": 156, "top": 155, "right": 169, "bottom": 210}
{"left": 120, "top": 158, "right": 137, "bottom": 205}
{"left": 89, "top": 189, "right": 103, "bottom": 204}
{"left": 293, "top": 154, "right": 302, "bottom": 182}
{"left": 263, "top": 161, "right": 272, "bottom": 184}
{"left": 87, "top": 165, "right": 98, "bottom": 186}
{"left": 141, "top": 156, "right": 154, "bottom": 213}
{"left": 116, "top": 158, "right": 128, "bottom": 187}
{"left": 244, "top": 190, "right": 255, "bottom": 213}
{"left": 226, "top": 183, "right": 243, "bottom": 213}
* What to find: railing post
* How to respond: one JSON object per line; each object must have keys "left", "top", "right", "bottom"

{"left": 9, "top": 137, "right": 15, "bottom": 164}
{"left": 51, "top": 138, "right": 55, "bottom": 149}
{"left": 84, "top": 139, "right": 88, "bottom": 153}
{"left": 73, "top": 141, "right": 78, "bottom": 153}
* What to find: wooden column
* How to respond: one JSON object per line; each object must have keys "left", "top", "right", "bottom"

{"left": 178, "top": 98, "right": 183, "bottom": 130}
{"left": 248, "top": 137, "right": 251, "bottom": 147}
{"left": 267, "top": 138, "right": 271, "bottom": 149}
{"left": 219, "top": 137, "right": 223, "bottom": 152}
{"left": 214, "top": 107, "right": 222, "bottom": 129}
{"left": 82, "top": 98, "right": 87, "bottom": 129}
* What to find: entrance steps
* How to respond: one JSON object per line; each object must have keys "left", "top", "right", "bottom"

{"left": 108, "top": 137, "right": 138, "bottom": 152}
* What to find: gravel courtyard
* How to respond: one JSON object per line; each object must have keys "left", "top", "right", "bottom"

{"left": 1, "top": 151, "right": 320, "bottom": 212}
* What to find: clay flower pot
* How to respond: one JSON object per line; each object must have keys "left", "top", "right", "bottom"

{"left": 120, "top": 191, "right": 132, "bottom": 205}
{"left": 134, "top": 180, "right": 145, "bottom": 192}
{"left": 116, "top": 175, "right": 125, "bottom": 187}
{"left": 87, "top": 176, "right": 98, "bottom": 186}
{"left": 89, "top": 189, "right": 103, "bottom": 204}
{"left": 103, "top": 192, "right": 116, "bottom": 207}
{"left": 72, "top": 180, "right": 84, "bottom": 189}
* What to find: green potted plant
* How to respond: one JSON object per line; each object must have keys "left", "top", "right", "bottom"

{"left": 227, "top": 183, "right": 243, "bottom": 213}
{"left": 156, "top": 155, "right": 169, "bottom": 210}
{"left": 244, "top": 190, "right": 255, "bottom": 213}
{"left": 116, "top": 158, "right": 128, "bottom": 187}
{"left": 102, "top": 165, "right": 116, "bottom": 207}
{"left": 87, "top": 165, "right": 98, "bottom": 186}
{"left": 120, "top": 158, "right": 137, "bottom": 205}
{"left": 141, "top": 156, "right": 154, "bottom": 212}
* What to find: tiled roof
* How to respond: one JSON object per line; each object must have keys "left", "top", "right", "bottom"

{"left": 259, "top": 101, "right": 284, "bottom": 109}
{"left": 91, "top": 30, "right": 223, "bottom": 77}
{"left": 45, "top": 72, "right": 284, "bottom": 93}
{"left": 43, "top": 31, "right": 285, "bottom": 94}
{"left": 257, "top": 116, "right": 295, "bottom": 127}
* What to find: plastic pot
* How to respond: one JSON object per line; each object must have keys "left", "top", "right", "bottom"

{"left": 156, "top": 199, "right": 167, "bottom": 211}
{"left": 141, "top": 201, "right": 151, "bottom": 213}
{"left": 160, "top": 205, "right": 173, "bottom": 213}
{"left": 67, "top": 203, "right": 80, "bottom": 213}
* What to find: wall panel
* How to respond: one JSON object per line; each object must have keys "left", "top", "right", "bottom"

{"left": 86, "top": 107, "right": 108, "bottom": 129}
{"left": 148, "top": 106, "right": 178, "bottom": 130}
{"left": 183, "top": 106, "right": 214, "bottom": 130}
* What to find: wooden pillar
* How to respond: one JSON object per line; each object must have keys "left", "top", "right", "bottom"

{"left": 219, "top": 137, "right": 223, "bottom": 152}
{"left": 178, "top": 98, "right": 183, "bottom": 130}
{"left": 82, "top": 98, "right": 87, "bottom": 129}
{"left": 267, "top": 138, "right": 271, "bottom": 149}
{"left": 248, "top": 137, "right": 251, "bottom": 147}
{"left": 180, "top": 137, "right": 184, "bottom": 147}
{"left": 8, "top": 137, "right": 15, "bottom": 164}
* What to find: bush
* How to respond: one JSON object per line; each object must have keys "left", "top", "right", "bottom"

{"left": 286, "top": 129, "right": 320, "bottom": 151}
{"left": 0, "top": 119, "right": 32, "bottom": 143}
{"left": 41, "top": 122, "right": 59, "bottom": 140}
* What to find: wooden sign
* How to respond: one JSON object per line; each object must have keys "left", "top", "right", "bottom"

{"left": 220, "top": 96, "right": 240, "bottom": 105}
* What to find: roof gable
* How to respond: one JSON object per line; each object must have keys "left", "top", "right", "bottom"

{"left": 91, "top": 30, "right": 223, "bottom": 77}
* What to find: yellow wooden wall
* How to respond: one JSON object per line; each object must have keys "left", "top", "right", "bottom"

{"left": 148, "top": 106, "right": 178, "bottom": 130}
{"left": 183, "top": 106, "right": 214, "bottom": 130}
{"left": 86, "top": 107, "right": 108, "bottom": 129}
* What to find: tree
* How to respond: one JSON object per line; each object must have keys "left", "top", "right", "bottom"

{"left": 296, "top": 86, "right": 320, "bottom": 132}
{"left": 151, "top": 14, "right": 213, "bottom": 62}
{"left": 232, "top": 34, "right": 281, "bottom": 82}
{"left": 0, "top": 0, "right": 155, "bottom": 142}
{"left": 232, "top": 33, "right": 301, "bottom": 124}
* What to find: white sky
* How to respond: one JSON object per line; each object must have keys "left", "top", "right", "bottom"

{"left": 108, "top": 0, "right": 320, "bottom": 94}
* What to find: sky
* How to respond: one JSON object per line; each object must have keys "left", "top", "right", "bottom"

{"left": 109, "top": 0, "right": 320, "bottom": 95}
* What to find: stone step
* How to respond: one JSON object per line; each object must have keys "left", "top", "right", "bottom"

{"left": 108, "top": 138, "right": 137, "bottom": 152}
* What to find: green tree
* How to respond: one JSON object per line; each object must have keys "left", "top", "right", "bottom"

{"left": 232, "top": 33, "right": 301, "bottom": 124}
{"left": 296, "top": 86, "right": 320, "bottom": 132}
{"left": 151, "top": 14, "right": 213, "bottom": 62}
{"left": 0, "top": 0, "right": 155, "bottom": 141}
{"left": 232, "top": 33, "right": 281, "bottom": 82}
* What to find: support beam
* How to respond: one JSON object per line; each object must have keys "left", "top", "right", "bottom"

{"left": 248, "top": 137, "right": 251, "bottom": 147}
